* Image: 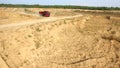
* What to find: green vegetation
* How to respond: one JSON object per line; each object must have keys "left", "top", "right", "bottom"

{"left": 0, "top": 4, "right": 120, "bottom": 10}
{"left": 24, "top": 8, "right": 35, "bottom": 14}
{"left": 64, "top": 20, "right": 67, "bottom": 24}
{"left": 36, "top": 28, "right": 41, "bottom": 32}
{"left": 114, "top": 22, "right": 120, "bottom": 26}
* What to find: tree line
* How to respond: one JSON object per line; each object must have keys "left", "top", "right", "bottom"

{"left": 0, "top": 4, "right": 120, "bottom": 10}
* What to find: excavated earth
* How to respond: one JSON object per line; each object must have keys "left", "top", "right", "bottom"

{"left": 0, "top": 7, "right": 120, "bottom": 68}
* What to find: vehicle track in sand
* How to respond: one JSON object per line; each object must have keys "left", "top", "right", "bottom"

{"left": 0, "top": 15, "right": 83, "bottom": 29}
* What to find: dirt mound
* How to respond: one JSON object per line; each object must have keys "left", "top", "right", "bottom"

{"left": 0, "top": 13, "right": 120, "bottom": 68}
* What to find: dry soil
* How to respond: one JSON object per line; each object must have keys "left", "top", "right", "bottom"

{"left": 0, "top": 7, "right": 120, "bottom": 68}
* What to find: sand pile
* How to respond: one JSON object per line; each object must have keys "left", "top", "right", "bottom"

{"left": 0, "top": 14, "right": 120, "bottom": 68}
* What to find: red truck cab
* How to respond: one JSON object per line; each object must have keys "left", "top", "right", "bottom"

{"left": 39, "top": 11, "right": 50, "bottom": 17}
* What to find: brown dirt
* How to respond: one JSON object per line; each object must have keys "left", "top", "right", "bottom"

{"left": 0, "top": 7, "right": 120, "bottom": 68}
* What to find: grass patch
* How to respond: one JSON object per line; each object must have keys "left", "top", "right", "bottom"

{"left": 24, "top": 8, "right": 35, "bottom": 14}
{"left": 64, "top": 20, "right": 67, "bottom": 24}
{"left": 36, "top": 28, "right": 41, "bottom": 32}
{"left": 113, "top": 22, "right": 120, "bottom": 26}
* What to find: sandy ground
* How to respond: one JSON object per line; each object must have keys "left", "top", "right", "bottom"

{"left": 0, "top": 7, "right": 120, "bottom": 68}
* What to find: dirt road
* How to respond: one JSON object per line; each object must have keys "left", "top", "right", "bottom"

{"left": 0, "top": 15, "right": 83, "bottom": 29}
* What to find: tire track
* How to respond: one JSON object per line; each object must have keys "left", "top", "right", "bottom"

{"left": 0, "top": 15, "right": 83, "bottom": 29}
{"left": 0, "top": 54, "right": 10, "bottom": 68}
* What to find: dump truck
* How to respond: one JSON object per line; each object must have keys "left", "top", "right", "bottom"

{"left": 39, "top": 11, "right": 50, "bottom": 17}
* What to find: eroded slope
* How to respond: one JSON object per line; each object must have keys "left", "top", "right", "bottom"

{"left": 0, "top": 14, "right": 120, "bottom": 68}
